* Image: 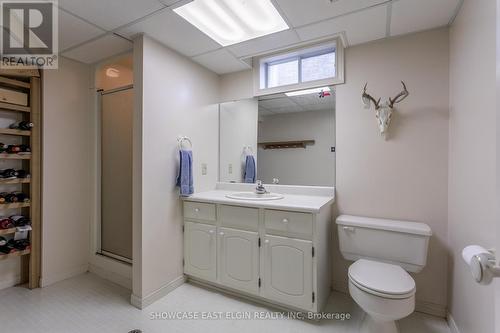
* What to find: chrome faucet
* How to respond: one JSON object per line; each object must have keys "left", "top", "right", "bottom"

{"left": 255, "top": 180, "right": 267, "bottom": 194}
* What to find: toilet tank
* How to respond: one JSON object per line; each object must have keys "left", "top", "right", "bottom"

{"left": 336, "top": 215, "right": 432, "bottom": 273}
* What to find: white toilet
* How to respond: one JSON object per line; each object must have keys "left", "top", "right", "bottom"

{"left": 336, "top": 215, "right": 432, "bottom": 333}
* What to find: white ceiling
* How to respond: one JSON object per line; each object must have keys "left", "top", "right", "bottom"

{"left": 59, "top": 0, "right": 462, "bottom": 74}
{"left": 259, "top": 90, "right": 335, "bottom": 115}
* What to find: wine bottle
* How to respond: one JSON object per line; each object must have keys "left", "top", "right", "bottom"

{"left": 0, "top": 192, "right": 7, "bottom": 204}
{"left": 16, "top": 170, "right": 29, "bottom": 179}
{"left": 6, "top": 145, "right": 20, "bottom": 154}
{"left": 19, "top": 144, "right": 31, "bottom": 153}
{"left": 0, "top": 169, "right": 17, "bottom": 179}
{"left": 10, "top": 215, "right": 30, "bottom": 226}
{"left": 0, "top": 218, "right": 13, "bottom": 229}
{"left": 9, "top": 121, "right": 33, "bottom": 130}
{"left": 13, "top": 192, "right": 29, "bottom": 203}
{"left": 5, "top": 193, "right": 18, "bottom": 203}
{"left": 0, "top": 143, "right": 6, "bottom": 153}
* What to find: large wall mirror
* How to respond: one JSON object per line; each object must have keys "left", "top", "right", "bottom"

{"left": 219, "top": 87, "right": 335, "bottom": 187}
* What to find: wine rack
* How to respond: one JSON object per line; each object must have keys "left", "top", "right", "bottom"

{"left": 0, "top": 72, "right": 41, "bottom": 289}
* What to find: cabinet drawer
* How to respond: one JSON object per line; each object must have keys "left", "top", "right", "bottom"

{"left": 264, "top": 209, "right": 313, "bottom": 239}
{"left": 220, "top": 205, "right": 258, "bottom": 231}
{"left": 184, "top": 202, "right": 216, "bottom": 222}
{"left": 0, "top": 87, "right": 28, "bottom": 106}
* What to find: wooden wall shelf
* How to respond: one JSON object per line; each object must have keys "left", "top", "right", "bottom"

{"left": 0, "top": 74, "right": 41, "bottom": 289}
{"left": 0, "top": 178, "right": 30, "bottom": 185}
{"left": 0, "top": 77, "right": 30, "bottom": 89}
{"left": 0, "top": 202, "right": 30, "bottom": 209}
{"left": 0, "top": 249, "right": 31, "bottom": 261}
{"left": 258, "top": 140, "right": 315, "bottom": 150}
{"left": 0, "top": 101, "right": 30, "bottom": 113}
{"left": 0, "top": 227, "right": 17, "bottom": 235}
{"left": 0, "top": 128, "right": 31, "bottom": 136}
{"left": 0, "top": 154, "right": 31, "bottom": 160}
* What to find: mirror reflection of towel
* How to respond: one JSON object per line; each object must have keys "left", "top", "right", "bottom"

{"left": 176, "top": 150, "right": 194, "bottom": 196}
{"left": 244, "top": 155, "right": 256, "bottom": 183}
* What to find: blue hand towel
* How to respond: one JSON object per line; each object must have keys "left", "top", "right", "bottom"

{"left": 243, "top": 155, "right": 256, "bottom": 183}
{"left": 176, "top": 149, "right": 194, "bottom": 196}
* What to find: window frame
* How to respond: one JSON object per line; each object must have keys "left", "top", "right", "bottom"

{"left": 253, "top": 37, "right": 344, "bottom": 96}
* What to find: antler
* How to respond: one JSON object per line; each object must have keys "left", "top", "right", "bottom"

{"left": 362, "top": 83, "right": 381, "bottom": 110}
{"left": 389, "top": 81, "right": 409, "bottom": 108}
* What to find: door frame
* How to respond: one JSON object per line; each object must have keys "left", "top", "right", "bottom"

{"left": 95, "top": 84, "right": 134, "bottom": 264}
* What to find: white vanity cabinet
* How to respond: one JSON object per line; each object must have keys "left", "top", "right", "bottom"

{"left": 183, "top": 200, "right": 332, "bottom": 313}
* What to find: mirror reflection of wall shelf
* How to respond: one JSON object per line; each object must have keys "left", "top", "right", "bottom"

{"left": 259, "top": 140, "right": 315, "bottom": 150}
{"left": 219, "top": 87, "right": 335, "bottom": 187}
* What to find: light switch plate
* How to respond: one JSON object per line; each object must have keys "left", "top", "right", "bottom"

{"left": 228, "top": 163, "right": 233, "bottom": 174}
{"left": 201, "top": 163, "right": 207, "bottom": 175}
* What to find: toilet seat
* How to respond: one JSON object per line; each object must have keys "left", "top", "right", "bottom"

{"left": 348, "top": 259, "right": 416, "bottom": 299}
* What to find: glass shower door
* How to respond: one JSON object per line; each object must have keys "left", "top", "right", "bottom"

{"left": 99, "top": 86, "right": 133, "bottom": 262}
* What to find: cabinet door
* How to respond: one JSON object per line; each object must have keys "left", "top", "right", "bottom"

{"left": 184, "top": 221, "right": 216, "bottom": 282}
{"left": 218, "top": 227, "right": 259, "bottom": 295}
{"left": 262, "top": 235, "right": 313, "bottom": 310}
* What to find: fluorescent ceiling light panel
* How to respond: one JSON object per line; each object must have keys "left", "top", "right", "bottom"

{"left": 285, "top": 87, "right": 331, "bottom": 97}
{"left": 173, "top": 0, "right": 289, "bottom": 46}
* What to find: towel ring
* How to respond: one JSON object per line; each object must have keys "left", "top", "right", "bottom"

{"left": 178, "top": 136, "right": 193, "bottom": 150}
{"left": 243, "top": 146, "right": 253, "bottom": 154}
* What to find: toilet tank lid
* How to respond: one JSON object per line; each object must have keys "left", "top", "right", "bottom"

{"left": 336, "top": 215, "right": 432, "bottom": 236}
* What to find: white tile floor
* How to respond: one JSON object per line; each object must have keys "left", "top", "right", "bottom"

{"left": 0, "top": 273, "right": 450, "bottom": 333}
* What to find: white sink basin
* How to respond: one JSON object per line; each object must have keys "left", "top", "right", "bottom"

{"left": 226, "top": 192, "right": 284, "bottom": 201}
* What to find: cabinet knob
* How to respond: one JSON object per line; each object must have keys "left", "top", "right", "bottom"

{"left": 194, "top": 208, "right": 200, "bottom": 212}
{"left": 264, "top": 239, "right": 270, "bottom": 244}
{"left": 282, "top": 218, "right": 289, "bottom": 223}
{"left": 219, "top": 232, "right": 224, "bottom": 236}
{"left": 209, "top": 230, "right": 215, "bottom": 234}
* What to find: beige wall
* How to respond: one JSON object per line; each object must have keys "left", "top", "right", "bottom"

{"left": 448, "top": 0, "right": 496, "bottom": 331}
{"left": 41, "top": 57, "right": 92, "bottom": 286}
{"left": 220, "top": 70, "right": 254, "bottom": 102}
{"left": 220, "top": 29, "right": 450, "bottom": 314}
{"left": 132, "top": 35, "right": 220, "bottom": 305}
{"left": 334, "top": 28, "right": 450, "bottom": 315}
{"left": 219, "top": 99, "right": 259, "bottom": 183}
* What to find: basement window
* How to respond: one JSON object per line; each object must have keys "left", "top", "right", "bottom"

{"left": 254, "top": 38, "right": 344, "bottom": 96}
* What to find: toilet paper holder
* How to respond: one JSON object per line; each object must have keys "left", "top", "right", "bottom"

{"left": 463, "top": 246, "right": 500, "bottom": 285}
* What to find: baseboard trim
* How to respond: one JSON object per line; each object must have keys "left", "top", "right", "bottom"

{"left": 415, "top": 300, "right": 447, "bottom": 318}
{"left": 0, "top": 274, "right": 21, "bottom": 290}
{"left": 130, "top": 275, "right": 185, "bottom": 309}
{"left": 447, "top": 313, "right": 460, "bottom": 333}
{"left": 89, "top": 263, "right": 132, "bottom": 290}
{"left": 40, "top": 264, "right": 89, "bottom": 287}
{"left": 332, "top": 281, "right": 447, "bottom": 318}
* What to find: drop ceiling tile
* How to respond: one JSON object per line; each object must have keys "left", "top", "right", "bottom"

{"left": 117, "top": 9, "right": 220, "bottom": 57}
{"left": 274, "top": 0, "right": 388, "bottom": 27}
{"left": 259, "top": 97, "right": 295, "bottom": 109}
{"left": 192, "top": 49, "right": 250, "bottom": 74}
{"left": 158, "top": 0, "right": 183, "bottom": 6}
{"left": 62, "top": 34, "right": 132, "bottom": 64}
{"left": 59, "top": 9, "right": 105, "bottom": 51}
{"left": 227, "top": 30, "right": 300, "bottom": 58}
{"left": 390, "top": 0, "right": 460, "bottom": 36}
{"left": 296, "top": 4, "right": 387, "bottom": 46}
{"left": 259, "top": 109, "right": 274, "bottom": 116}
{"left": 57, "top": 0, "right": 164, "bottom": 31}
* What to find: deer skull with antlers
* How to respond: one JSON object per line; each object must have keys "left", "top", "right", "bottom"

{"left": 362, "top": 81, "right": 409, "bottom": 139}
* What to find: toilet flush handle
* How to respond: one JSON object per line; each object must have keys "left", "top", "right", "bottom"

{"left": 343, "top": 226, "right": 355, "bottom": 233}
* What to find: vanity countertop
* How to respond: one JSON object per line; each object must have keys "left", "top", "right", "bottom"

{"left": 182, "top": 190, "right": 335, "bottom": 213}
